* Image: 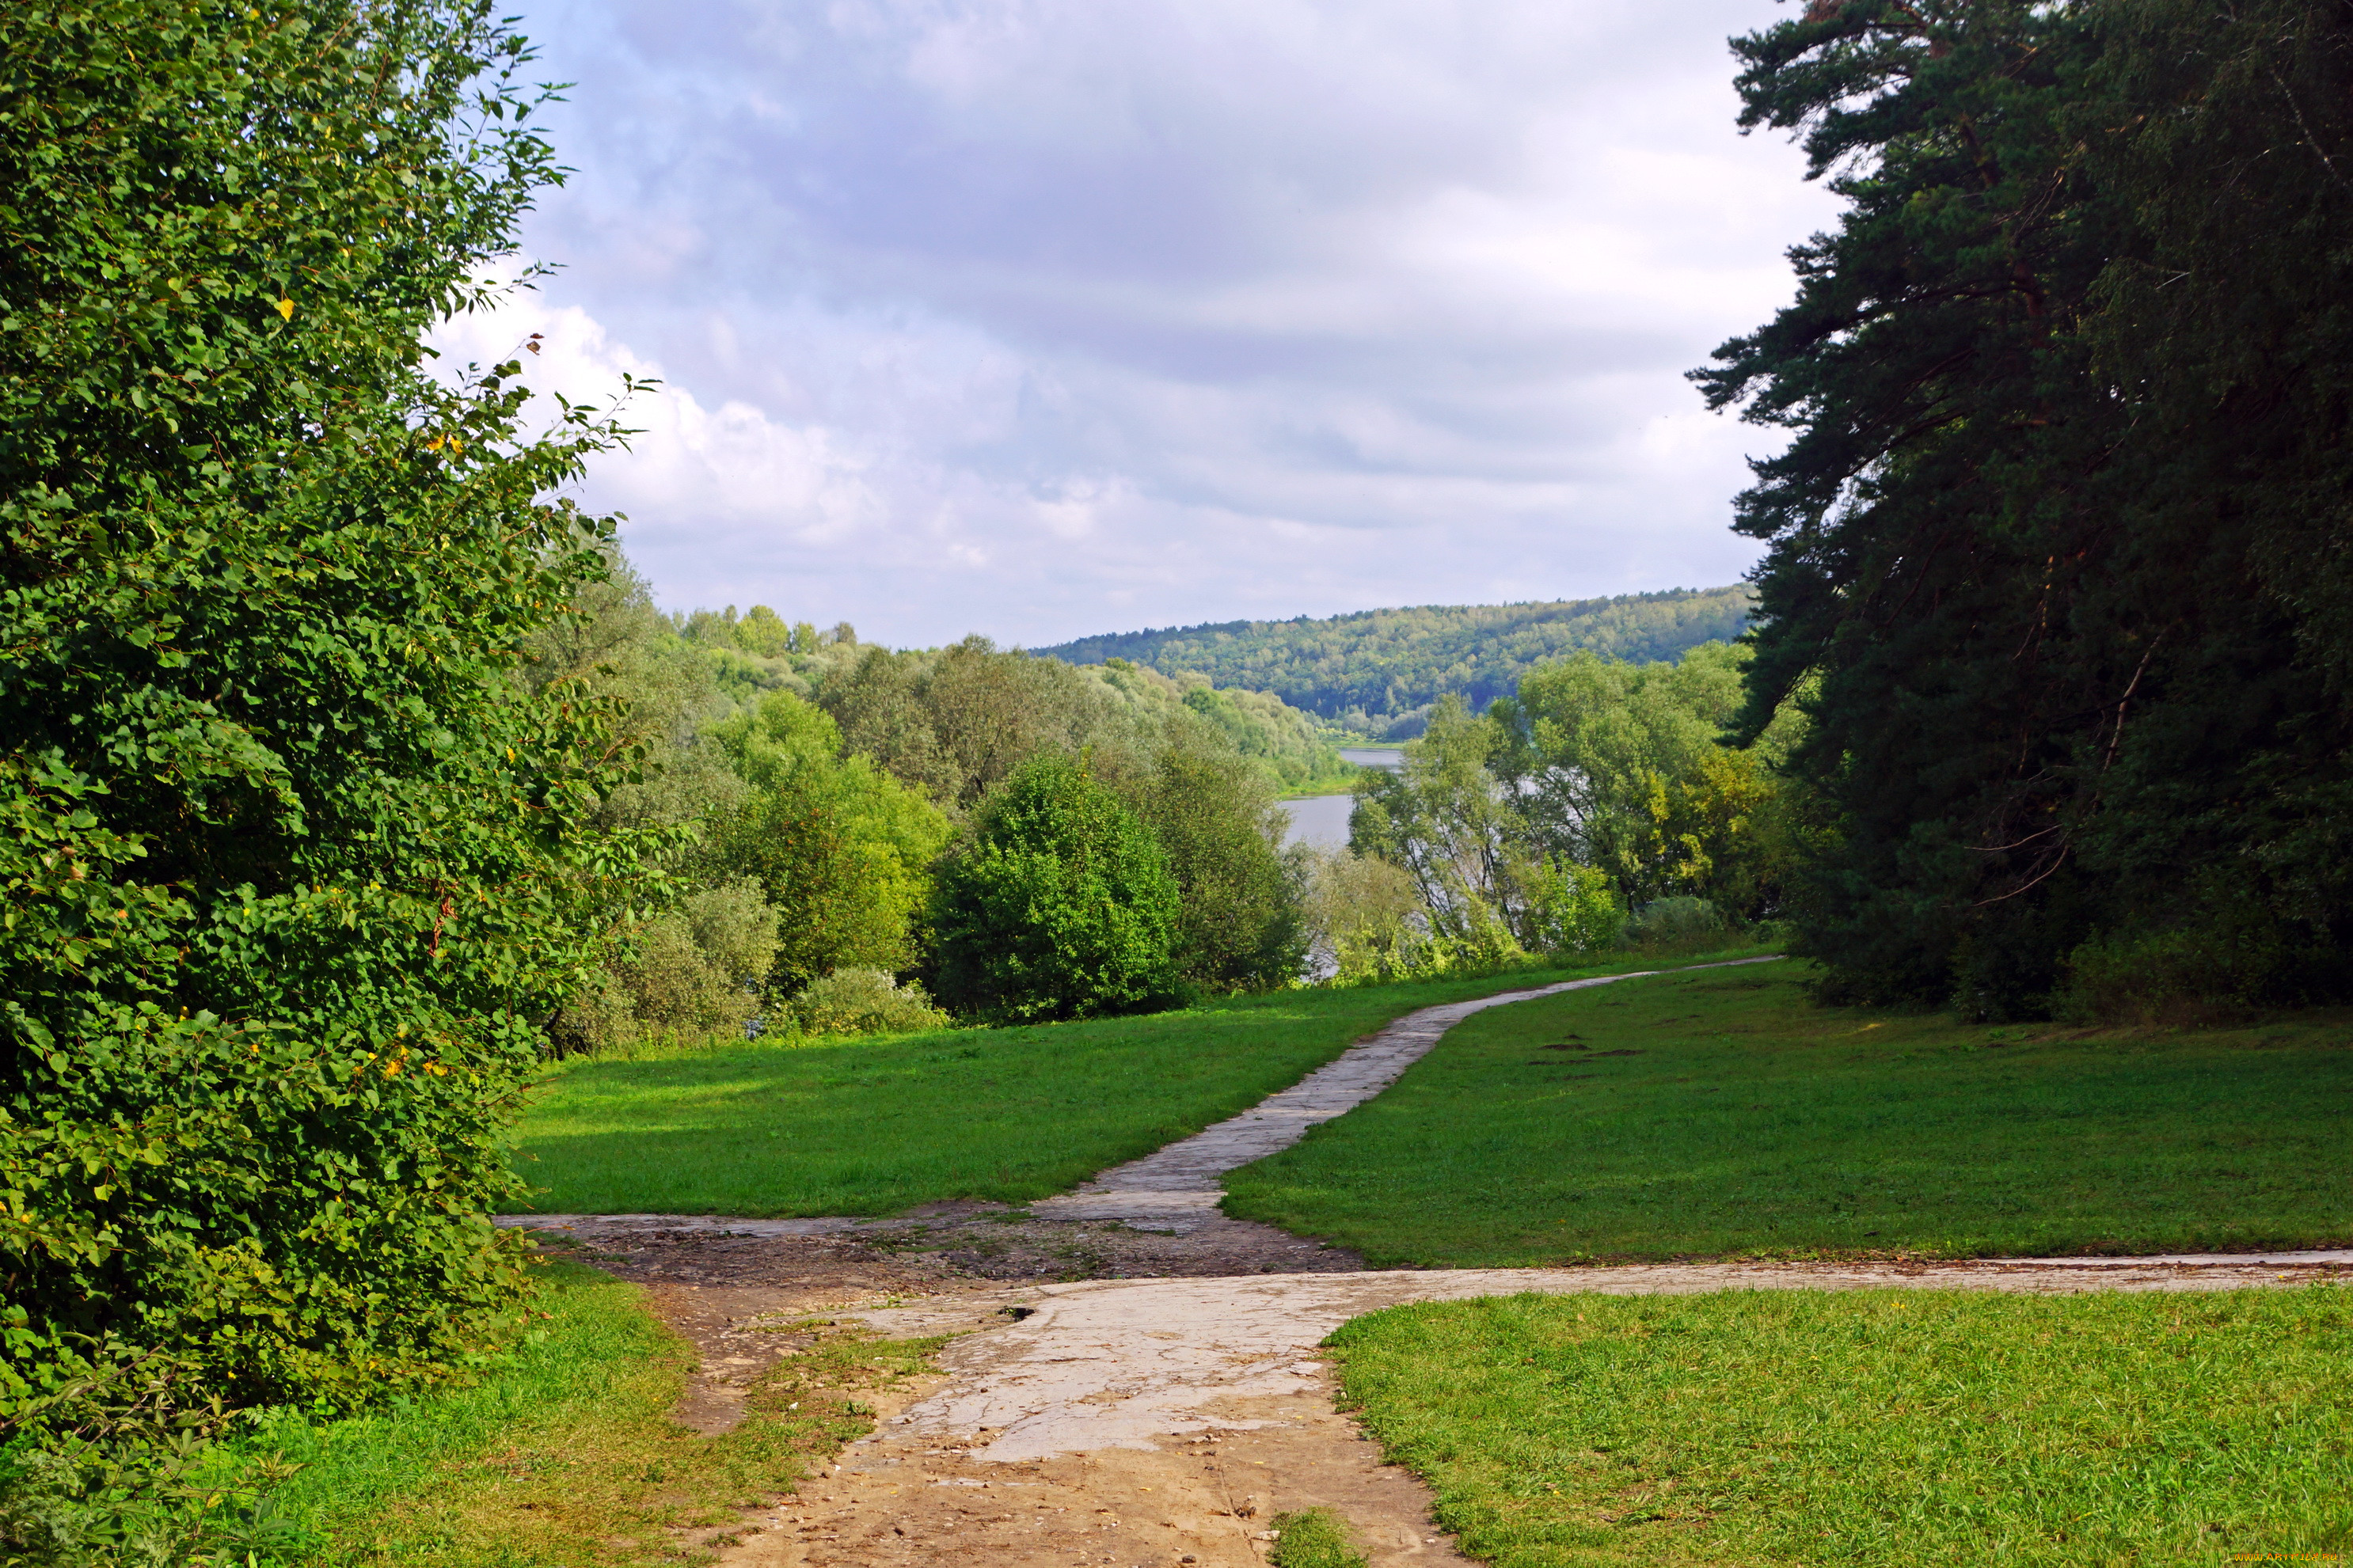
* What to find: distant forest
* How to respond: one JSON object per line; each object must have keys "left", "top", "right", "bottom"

{"left": 1033, "top": 587, "right": 1751, "bottom": 735}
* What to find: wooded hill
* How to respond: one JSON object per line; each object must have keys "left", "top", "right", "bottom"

{"left": 1031, "top": 587, "right": 1750, "bottom": 736}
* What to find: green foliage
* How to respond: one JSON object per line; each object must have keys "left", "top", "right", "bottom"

{"left": 549, "top": 881, "right": 778, "bottom": 1056}
{"left": 521, "top": 552, "right": 743, "bottom": 833}
{"left": 1351, "top": 698, "right": 1526, "bottom": 951}
{"left": 1300, "top": 849, "right": 1432, "bottom": 986}
{"left": 1702, "top": 0, "right": 2353, "bottom": 1015}
{"left": 704, "top": 693, "right": 949, "bottom": 996}
{"left": 0, "top": 0, "right": 652, "bottom": 1440}
{"left": 0, "top": 1346, "right": 298, "bottom": 1567}
{"left": 1119, "top": 748, "right": 1306, "bottom": 993}
{"left": 782, "top": 968, "right": 952, "bottom": 1039}
{"left": 1492, "top": 642, "right": 1800, "bottom": 913}
{"left": 1514, "top": 860, "right": 1625, "bottom": 958}
{"left": 782, "top": 634, "right": 1346, "bottom": 811}
{"left": 1034, "top": 587, "right": 1753, "bottom": 734}
{"left": 1622, "top": 895, "right": 1728, "bottom": 957}
{"left": 1328, "top": 1286, "right": 2353, "bottom": 1566}
{"left": 1348, "top": 648, "right": 1775, "bottom": 962}
{"left": 926, "top": 757, "right": 1184, "bottom": 1024}
{"left": 1223, "top": 959, "right": 2353, "bottom": 1266}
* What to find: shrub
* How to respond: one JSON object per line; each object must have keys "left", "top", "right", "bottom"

{"left": 1515, "top": 857, "right": 1627, "bottom": 956}
{"left": 1625, "top": 896, "right": 1731, "bottom": 955}
{"left": 785, "top": 969, "right": 952, "bottom": 1038}
{"left": 0, "top": 0, "right": 649, "bottom": 1433}
{"left": 926, "top": 756, "right": 1185, "bottom": 1023}
{"left": 1120, "top": 748, "right": 1308, "bottom": 993}
{"left": 2052, "top": 921, "right": 2327, "bottom": 1027}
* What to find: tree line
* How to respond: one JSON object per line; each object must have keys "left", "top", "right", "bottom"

{"left": 526, "top": 556, "right": 1340, "bottom": 1047}
{"left": 1032, "top": 587, "right": 1752, "bottom": 736}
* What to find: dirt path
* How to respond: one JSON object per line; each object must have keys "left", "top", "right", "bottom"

{"left": 631, "top": 1252, "right": 2340, "bottom": 1568}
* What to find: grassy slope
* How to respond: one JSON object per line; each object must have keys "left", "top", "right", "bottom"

{"left": 511, "top": 957, "right": 1770, "bottom": 1217}
{"left": 249, "top": 1263, "right": 937, "bottom": 1566}
{"left": 1329, "top": 1286, "right": 2353, "bottom": 1566}
{"left": 1223, "top": 959, "right": 2353, "bottom": 1262}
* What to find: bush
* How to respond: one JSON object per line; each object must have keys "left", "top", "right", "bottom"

{"left": 1516, "top": 857, "right": 1627, "bottom": 956}
{"left": 1625, "top": 896, "right": 1731, "bottom": 955}
{"left": 2055, "top": 924, "right": 2300, "bottom": 1027}
{"left": 926, "top": 756, "right": 1185, "bottom": 1023}
{"left": 784, "top": 969, "right": 952, "bottom": 1038}
{"left": 0, "top": 0, "right": 648, "bottom": 1436}
{"left": 1120, "top": 748, "right": 1308, "bottom": 993}
{"left": 0, "top": 1346, "right": 298, "bottom": 1567}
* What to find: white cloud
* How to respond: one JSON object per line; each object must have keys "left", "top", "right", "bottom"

{"left": 465, "top": 0, "right": 1835, "bottom": 644}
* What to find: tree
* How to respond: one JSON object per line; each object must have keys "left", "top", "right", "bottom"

{"left": 523, "top": 549, "right": 744, "bottom": 832}
{"left": 705, "top": 692, "right": 948, "bottom": 995}
{"left": 927, "top": 756, "right": 1184, "bottom": 1023}
{"left": 0, "top": 0, "right": 648, "bottom": 1414}
{"left": 1349, "top": 697, "right": 1523, "bottom": 955}
{"left": 1119, "top": 747, "right": 1306, "bottom": 992}
{"left": 1700, "top": 0, "right": 2353, "bottom": 1016}
{"left": 1490, "top": 643, "right": 1800, "bottom": 917}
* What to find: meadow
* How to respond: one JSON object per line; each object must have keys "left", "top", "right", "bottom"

{"left": 1222, "top": 958, "right": 2353, "bottom": 1263}
{"left": 509, "top": 955, "right": 1771, "bottom": 1217}
{"left": 1327, "top": 1285, "right": 2353, "bottom": 1566}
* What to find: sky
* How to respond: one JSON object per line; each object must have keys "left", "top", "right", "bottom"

{"left": 438, "top": 0, "right": 1840, "bottom": 650}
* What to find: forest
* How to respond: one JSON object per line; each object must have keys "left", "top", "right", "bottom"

{"left": 1033, "top": 586, "right": 1750, "bottom": 735}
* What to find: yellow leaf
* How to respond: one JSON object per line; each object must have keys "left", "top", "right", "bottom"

{"left": 274, "top": 297, "right": 295, "bottom": 321}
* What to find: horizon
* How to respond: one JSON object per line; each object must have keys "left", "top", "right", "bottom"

{"left": 679, "top": 580, "right": 1747, "bottom": 659}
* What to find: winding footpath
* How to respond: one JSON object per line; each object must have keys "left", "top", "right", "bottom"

{"left": 1028, "top": 957, "right": 1785, "bottom": 1230}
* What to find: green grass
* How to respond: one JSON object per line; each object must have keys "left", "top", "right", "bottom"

{"left": 1222, "top": 959, "right": 2353, "bottom": 1262}
{"left": 1325, "top": 1286, "right": 2353, "bottom": 1566}
{"left": 242, "top": 1262, "right": 939, "bottom": 1566}
{"left": 1268, "top": 1506, "right": 1371, "bottom": 1567}
{"left": 509, "top": 954, "right": 1770, "bottom": 1217}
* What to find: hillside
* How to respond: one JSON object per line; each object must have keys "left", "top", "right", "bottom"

{"left": 1032, "top": 586, "right": 1751, "bottom": 735}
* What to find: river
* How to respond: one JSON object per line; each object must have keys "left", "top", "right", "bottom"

{"left": 1278, "top": 746, "right": 1402, "bottom": 849}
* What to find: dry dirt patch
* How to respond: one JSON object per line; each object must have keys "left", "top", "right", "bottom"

{"left": 526, "top": 1220, "right": 2341, "bottom": 1567}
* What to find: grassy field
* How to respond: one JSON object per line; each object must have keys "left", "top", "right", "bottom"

{"left": 1222, "top": 959, "right": 2353, "bottom": 1262}
{"left": 509, "top": 955, "right": 1769, "bottom": 1217}
{"left": 1326, "top": 1285, "right": 2353, "bottom": 1566}
{"left": 242, "top": 1263, "right": 937, "bottom": 1566}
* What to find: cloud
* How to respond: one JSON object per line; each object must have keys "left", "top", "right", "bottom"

{"left": 473, "top": 0, "right": 1836, "bottom": 645}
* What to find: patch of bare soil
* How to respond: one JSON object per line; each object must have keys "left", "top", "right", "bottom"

{"left": 527, "top": 1215, "right": 2346, "bottom": 1568}
{"left": 521, "top": 1207, "right": 1356, "bottom": 1444}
